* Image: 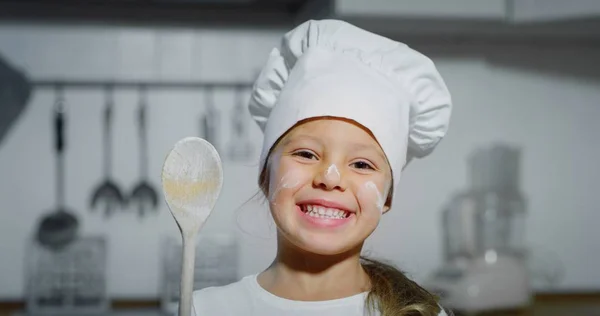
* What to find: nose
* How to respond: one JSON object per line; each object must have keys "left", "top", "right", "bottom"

{"left": 313, "top": 162, "right": 345, "bottom": 191}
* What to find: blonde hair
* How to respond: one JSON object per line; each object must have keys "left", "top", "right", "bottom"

{"left": 259, "top": 161, "right": 445, "bottom": 316}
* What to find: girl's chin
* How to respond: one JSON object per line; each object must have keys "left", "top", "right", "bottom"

{"left": 290, "top": 235, "right": 360, "bottom": 256}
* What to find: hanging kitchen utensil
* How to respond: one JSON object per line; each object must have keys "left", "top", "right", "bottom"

{"left": 227, "top": 87, "right": 253, "bottom": 161}
{"left": 36, "top": 86, "right": 79, "bottom": 250}
{"left": 199, "top": 87, "right": 219, "bottom": 154}
{"left": 129, "top": 86, "right": 159, "bottom": 219}
{"left": 0, "top": 53, "right": 31, "bottom": 145}
{"left": 90, "top": 86, "right": 126, "bottom": 218}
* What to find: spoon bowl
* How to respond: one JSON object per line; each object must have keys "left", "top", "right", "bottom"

{"left": 90, "top": 181, "right": 126, "bottom": 218}
{"left": 130, "top": 181, "right": 159, "bottom": 217}
{"left": 36, "top": 208, "right": 79, "bottom": 250}
{"left": 161, "top": 137, "right": 223, "bottom": 316}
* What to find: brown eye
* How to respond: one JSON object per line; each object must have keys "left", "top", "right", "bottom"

{"left": 293, "top": 150, "right": 317, "bottom": 160}
{"left": 352, "top": 161, "right": 374, "bottom": 170}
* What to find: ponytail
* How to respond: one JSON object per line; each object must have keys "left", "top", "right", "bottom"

{"left": 361, "top": 256, "right": 447, "bottom": 316}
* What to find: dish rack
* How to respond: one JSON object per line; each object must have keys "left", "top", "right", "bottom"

{"left": 160, "top": 234, "right": 239, "bottom": 315}
{"left": 24, "top": 236, "right": 109, "bottom": 315}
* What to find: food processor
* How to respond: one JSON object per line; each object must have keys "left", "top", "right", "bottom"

{"left": 425, "top": 144, "right": 531, "bottom": 313}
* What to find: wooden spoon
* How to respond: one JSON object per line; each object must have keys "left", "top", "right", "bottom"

{"left": 161, "top": 137, "right": 223, "bottom": 316}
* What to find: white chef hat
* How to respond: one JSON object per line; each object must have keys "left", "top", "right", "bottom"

{"left": 248, "top": 19, "right": 452, "bottom": 203}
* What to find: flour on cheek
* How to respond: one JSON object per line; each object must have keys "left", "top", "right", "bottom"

{"left": 268, "top": 168, "right": 304, "bottom": 205}
{"left": 357, "top": 181, "right": 386, "bottom": 214}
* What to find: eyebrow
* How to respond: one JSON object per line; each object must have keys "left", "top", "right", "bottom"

{"left": 350, "top": 143, "right": 387, "bottom": 162}
{"left": 281, "top": 134, "right": 321, "bottom": 147}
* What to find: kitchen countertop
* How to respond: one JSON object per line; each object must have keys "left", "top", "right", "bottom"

{"left": 6, "top": 306, "right": 600, "bottom": 316}
{"left": 453, "top": 304, "right": 600, "bottom": 316}
{"left": 453, "top": 296, "right": 600, "bottom": 316}
{"left": 9, "top": 310, "right": 167, "bottom": 316}
{"left": 5, "top": 305, "right": 600, "bottom": 316}
{"left": 3, "top": 295, "right": 600, "bottom": 316}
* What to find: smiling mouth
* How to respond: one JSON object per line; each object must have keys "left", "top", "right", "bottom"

{"left": 299, "top": 204, "right": 350, "bottom": 219}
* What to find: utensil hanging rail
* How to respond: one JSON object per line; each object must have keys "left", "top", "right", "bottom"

{"left": 31, "top": 79, "right": 253, "bottom": 91}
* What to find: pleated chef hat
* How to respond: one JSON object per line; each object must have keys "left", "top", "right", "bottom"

{"left": 248, "top": 19, "right": 452, "bottom": 204}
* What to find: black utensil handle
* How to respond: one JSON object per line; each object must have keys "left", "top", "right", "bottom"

{"left": 103, "top": 87, "right": 114, "bottom": 177}
{"left": 53, "top": 93, "right": 66, "bottom": 209}
{"left": 54, "top": 108, "right": 65, "bottom": 153}
{"left": 138, "top": 99, "right": 148, "bottom": 179}
{"left": 104, "top": 86, "right": 114, "bottom": 129}
{"left": 136, "top": 86, "right": 149, "bottom": 179}
{"left": 138, "top": 86, "right": 147, "bottom": 129}
{"left": 104, "top": 100, "right": 112, "bottom": 126}
{"left": 138, "top": 102, "right": 146, "bottom": 129}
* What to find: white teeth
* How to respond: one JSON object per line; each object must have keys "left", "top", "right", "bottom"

{"left": 301, "top": 205, "right": 349, "bottom": 219}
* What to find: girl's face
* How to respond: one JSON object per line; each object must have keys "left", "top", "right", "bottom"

{"left": 266, "top": 118, "right": 392, "bottom": 255}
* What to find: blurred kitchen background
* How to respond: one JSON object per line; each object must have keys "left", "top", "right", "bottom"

{"left": 0, "top": 0, "right": 599, "bottom": 315}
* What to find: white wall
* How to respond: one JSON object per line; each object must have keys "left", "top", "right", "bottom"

{"left": 335, "top": 0, "right": 506, "bottom": 19}
{"left": 0, "top": 23, "right": 599, "bottom": 299}
{"left": 512, "top": 0, "right": 600, "bottom": 22}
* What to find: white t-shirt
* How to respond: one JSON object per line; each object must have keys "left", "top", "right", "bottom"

{"left": 192, "top": 274, "right": 448, "bottom": 316}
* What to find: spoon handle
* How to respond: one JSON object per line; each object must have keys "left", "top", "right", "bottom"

{"left": 54, "top": 90, "right": 66, "bottom": 210}
{"left": 179, "top": 233, "right": 197, "bottom": 316}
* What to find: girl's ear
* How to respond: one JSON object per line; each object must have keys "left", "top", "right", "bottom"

{"left": 383, "top": 181, "right": 394, "bottom": 212}
{"left": 382, "top": 205, "right": 391, "bottom": 214}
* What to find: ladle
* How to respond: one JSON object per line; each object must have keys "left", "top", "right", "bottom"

{"left": 90, "top": 86, "right": 126, "bottom": 217}
{"left": 130, "top": 86, "right": 159, "bottom": 218}
{"left": 36, "top": 86, "right": 79, "bottom": 250}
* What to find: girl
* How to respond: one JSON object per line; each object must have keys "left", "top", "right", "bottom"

{"left": 193, "top": 19, "right": 452, "bottom": 316}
